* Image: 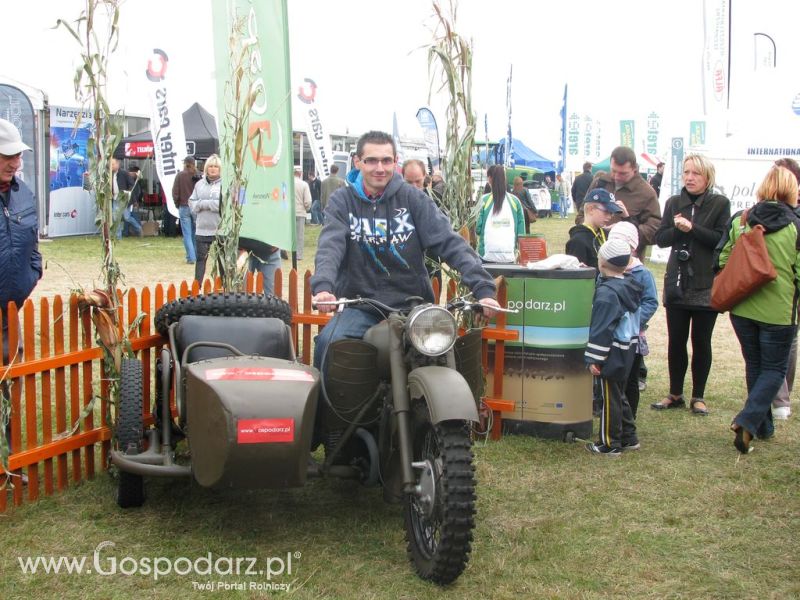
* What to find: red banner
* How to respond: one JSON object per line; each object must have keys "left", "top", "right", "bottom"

{"left": 124, "top": 141, "right": 155, "bottom": 158}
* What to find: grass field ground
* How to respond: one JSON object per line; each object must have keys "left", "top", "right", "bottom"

{"left": 2, "top": 217, "right": 798, "bottom": 599}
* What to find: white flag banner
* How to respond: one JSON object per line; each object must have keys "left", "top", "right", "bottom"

{"left": 296, "top": 78, "right": 334, "bottom": 178}
{"left": 146, "top": 48, "right": 186, "bottom": 217}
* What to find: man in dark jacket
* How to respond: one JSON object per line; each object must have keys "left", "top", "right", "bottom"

{"left": 0, "top": 118, "right": 43, "bottom": 459}
{"left": 311, "top": 130, "right": 500, "bottom": 369}
{"left": 599, "top": 147, "right": 662, "bottom": 257}
{"left": 571, "top": 162, "right": 593, "bottom": 214}
{"left": 650, "top": 162, "right": 664, "bottom": 197}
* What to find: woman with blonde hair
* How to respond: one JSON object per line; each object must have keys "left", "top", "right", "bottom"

{"left": 652, "top": 154, "right": 731, "bottom": 415}
{"left": 720, "top": 166, "right": 800, "bottom": 453}
{"left": 189, "top": 154, "right": 223, "bottom": 283}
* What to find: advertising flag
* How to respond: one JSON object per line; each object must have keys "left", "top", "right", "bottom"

{"left": 297, "top": 78, "right": 334, "bottom": 178}
{"left": 505, "top": 65, "right": 513, "bottom": 168}
{"left": 145, "top": 48, "right": 186, "bottom": 218}
{"left": 211, "top": 0, "right": 294, "bottom": 251}
{"left": 702, "top": 0, "right": 731, "bottom": 119}
{"left": 416, "top": 107, "right": 440, "bottom": 170}
{"left": 47, "top": 105, "right": 97, "bottom": 237}
{"left": 619, "top": 120, "right": 635, "bottom": 149}
{"left": 558, "top": 84, "right": 567, "bottom": 174}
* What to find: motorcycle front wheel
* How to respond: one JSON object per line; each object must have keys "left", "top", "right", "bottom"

{"left": 404, "top": 411, "right": 476, "bottom": 585}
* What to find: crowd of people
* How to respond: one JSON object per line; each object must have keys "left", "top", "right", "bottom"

{"left": 564, "top": 148, "right": 800, "bottom": 455}
{"left": 2, "top": 114, "right": 798, "bottom": 463}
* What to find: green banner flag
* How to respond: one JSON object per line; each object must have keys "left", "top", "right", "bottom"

{"left": 619, "top": 120, "right": 635, "bottom": 149}
{"left": 211, "top": 0, "right": 294, "bottom": 252}
{"left": 689, "top": 121, "right": 706, "bottom": 147}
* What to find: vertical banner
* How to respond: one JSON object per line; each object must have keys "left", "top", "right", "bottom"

{"left": 557, "top": 85, "right": 567, "bottom": 174}
{"left": 505, "top": 65, "right": 513, "bottom": 168}
{"left": 567, "top": 111, "right": 580, "bottom": 164}
{"left": 212, "top": 0, "right": 294, "bottom": 251}
{"left": 47, "top": 106, "right": 97, "bottom": 237}
{"left": 296, "top": 78, "right": 334, "bottom": 178}
{"left": 392, "top": 111, "right": 404, "bottom": 168}
{"left": 582, "top": 116, "right": 593, "bottom": 162}
{"left": 689, "top": 121, "right": 706, "bottom": 147}
{"left": 0, "top": 85, "right": 37, "bottom": 194}
{"left": 619, "top": 120, "right": 635, "bottom": 149}
{"left": 702, "top": 0, "right": 731, "bottom": 119}
{"left": 415, "top": 107, "right": 441, "bottom": 171}
{"left": 670, "top": 137, "right": 685, "bottom": 197}
{"left": 145, "top": 48, "right": 186, "bottom": 218}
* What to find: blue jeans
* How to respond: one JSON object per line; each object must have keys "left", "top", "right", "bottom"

{"left": 310, "top": 199, "right": 323, "bottom": 224}
{"left": 313, "top": 308, "right": 383, "bottom": 370}
{"left": 249, "top": 250, "right": 282, "bottom": 296}
{"left": 179, "top": 205, "right": 197, "bottom": 262}
{"left": 559, "top": 195, "right": 568, "bottom": 218}
{"left": 119, "top": 207, "right": 142, "bottom": 238}
{"left": 730, "top": 314, "right": 797, "bottom": 439}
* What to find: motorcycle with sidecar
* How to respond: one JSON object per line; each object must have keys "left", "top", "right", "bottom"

{"left": 110, "top": 291, "right": 511, "bottom": 584}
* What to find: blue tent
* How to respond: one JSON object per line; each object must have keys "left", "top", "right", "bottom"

{"left": 494, "top": 138, "right": 556, "bottom": 171}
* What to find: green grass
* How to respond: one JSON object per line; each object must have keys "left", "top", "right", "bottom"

{"left": 2, "top": 220, "right": 799, "bottom": 599}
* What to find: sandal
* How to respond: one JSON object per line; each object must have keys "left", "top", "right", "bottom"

{"left": 731, "top": 423, "right": 754, "bottom": 454}
{"left": 650, "top": 394, "right": 686, "bottom": 410}
{"left": 690, "top": 398, "right": 709, "bottom": 416}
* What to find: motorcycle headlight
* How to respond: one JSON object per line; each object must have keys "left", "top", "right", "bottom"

{"left": 407, "top": 306, "right": 457, "bottom": 356}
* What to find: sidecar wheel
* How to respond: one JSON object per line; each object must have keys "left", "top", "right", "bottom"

{"left": 404, "top": 415, "right": 475, "bottom": 585}
{"left": 154, "top": 292, "right": 292, "bottom": 336}
{"left": 116, "top": 358, "right": 145, "bottom": 509}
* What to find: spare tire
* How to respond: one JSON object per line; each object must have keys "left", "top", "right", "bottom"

{"left": 154, "top": 292, "right": 292, "bottom": 336}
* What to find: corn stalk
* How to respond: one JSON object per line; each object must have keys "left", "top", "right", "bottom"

{"left": 55, "top": 0, "right": 129, "bottom": 439}
{"left": 427, "top": 0, "right": 477, "bottom": 234}
{"left": 209, "top": 14, "right": 261, "bottom": 292}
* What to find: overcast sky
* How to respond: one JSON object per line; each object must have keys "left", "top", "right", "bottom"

{"left": 4, "top": 0, "right": 797, "bottom": 160}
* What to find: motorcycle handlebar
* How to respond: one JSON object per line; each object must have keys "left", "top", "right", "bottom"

{"left": 313, "top": 296, "right": 518, "bottom": 315}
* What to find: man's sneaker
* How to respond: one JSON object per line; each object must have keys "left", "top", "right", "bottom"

{"left": 621, "top": 441, "right": 641, "bottom": 452}
{"left": 584, "top": 442, "right": 622, "bottom": 457}
{"left": 773, "top": 406, "right": 791, "bottom": 420}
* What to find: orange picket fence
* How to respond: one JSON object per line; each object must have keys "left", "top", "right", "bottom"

{"left": 0, "top": 271, "right": 516, "bottom": 512}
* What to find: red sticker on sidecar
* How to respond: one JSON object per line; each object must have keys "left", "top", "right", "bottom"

{"left": 237, "top": 418, "right": 295, "bottom": 444}
{"left": 205, "top": 367, "right": 314, "bottom": 382}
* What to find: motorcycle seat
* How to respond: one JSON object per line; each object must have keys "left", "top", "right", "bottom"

{"left": 175, "top": 315, "right": 294, "bottom": 364}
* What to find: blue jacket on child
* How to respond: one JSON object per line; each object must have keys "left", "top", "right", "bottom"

{"left": 585, "top": 274, "right": 643, "bottom": 382}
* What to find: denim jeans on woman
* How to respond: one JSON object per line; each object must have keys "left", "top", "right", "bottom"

{"left": 730, "top": 314, "right": 797, "bottom": 439}
{"left": 179, "top": 205, "right": 197, "bottom": 263}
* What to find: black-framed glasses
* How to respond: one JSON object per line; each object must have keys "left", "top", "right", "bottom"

{"left": 361, "top": 157, "right": 395, "bottom": 167}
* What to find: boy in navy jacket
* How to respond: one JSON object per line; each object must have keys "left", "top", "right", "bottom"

{"left": 585, "top": 239, "right": 644, "bottom": 456}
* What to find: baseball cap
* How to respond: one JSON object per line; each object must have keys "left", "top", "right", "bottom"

{"left": 608, "top": 221, "right": 639, "bottom": 252}
{"left": 293, "top": 165, "right": 302, "bottom": 173}
{"left": 0, "top": 119, "right": 31, "bottom": 155}
{"left": 584, "top": 188, "right": 623, "bottom": 213}
{"left": 598, "top": 238, "right": 631, "bottom": 268}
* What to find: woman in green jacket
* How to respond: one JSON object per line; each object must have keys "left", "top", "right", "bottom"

{"left": 719, "top": 166, "right": 800, "bottom": 453}
{"left": 476, "top": 165, "right": 525, "bottom": 263}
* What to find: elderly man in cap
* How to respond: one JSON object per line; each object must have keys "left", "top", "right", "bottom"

{"left": 0, "top": 118, "right": 42, "bottom": 463}
{"left": 172, "top": 155, "right": 199, "bottom": 264}
{"left": 294, "top": 166, "right": 312, "bottom": 260}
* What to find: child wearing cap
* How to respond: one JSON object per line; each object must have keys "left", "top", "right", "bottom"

{"left": 584, "top": 238, "right": 644, "bottom": 456}
{"left": 608, "top": 222, "right": 658, "bottom": 418}
{"left": 565, "top": 188, "right": 623, "bottom": 270}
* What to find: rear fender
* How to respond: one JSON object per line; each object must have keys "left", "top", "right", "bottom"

{"left": 407, "top": 366, "right": 478, "bottom": 424}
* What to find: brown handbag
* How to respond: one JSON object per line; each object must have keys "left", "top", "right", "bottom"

{"left": 711, "top": 210, "right": 777, "bottom": 312}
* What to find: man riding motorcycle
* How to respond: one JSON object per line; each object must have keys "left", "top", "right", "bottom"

{"left": 311, "top": 130, "right": 500, "bottom": 364}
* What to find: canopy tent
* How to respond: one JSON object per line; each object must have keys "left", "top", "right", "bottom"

{"left": 113, "top": 102, "right": 219, "bottom": 160}
{"left": 494, "top": 138, "right": 556, "bottom": 171}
